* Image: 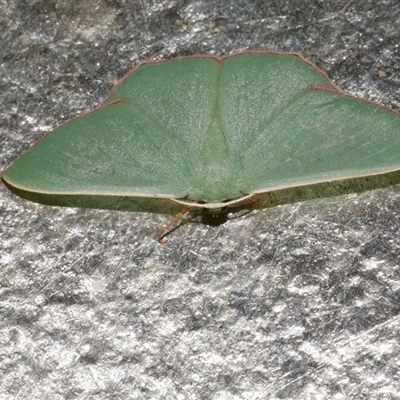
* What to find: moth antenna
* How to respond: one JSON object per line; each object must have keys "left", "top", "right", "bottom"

{"left": 225, "top": 193, "right": 264, "bottom": 208}
{"left": 162, "top": 198, "right": 204, "bottom": 210}
{"left": 157, "top": 208, "right": 190, "bottom": 244}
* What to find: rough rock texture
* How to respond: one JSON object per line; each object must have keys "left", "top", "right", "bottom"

{"left": 1, "top": 1, "right": 399, "bottom": 399}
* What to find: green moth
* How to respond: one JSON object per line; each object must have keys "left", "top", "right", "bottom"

{"left": 3, "top": 51, "right": 400, "bottom": 242}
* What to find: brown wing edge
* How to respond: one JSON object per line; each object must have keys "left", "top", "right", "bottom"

{"left": 2, "top": 180, "right": 179, "bottom": 215}
{"left": 249, "top": 168, "right": 400, "bottom": 211}
{"left": 102, "top": 50, "right": 340, "bottom": 105}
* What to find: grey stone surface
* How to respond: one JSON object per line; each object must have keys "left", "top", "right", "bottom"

{"left": 1, "top": 0, "right": 400, "bottom": 399}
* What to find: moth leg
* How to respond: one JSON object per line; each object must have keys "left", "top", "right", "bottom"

{"left": 157, "top": 208, "right": 190, "bottom": 244}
